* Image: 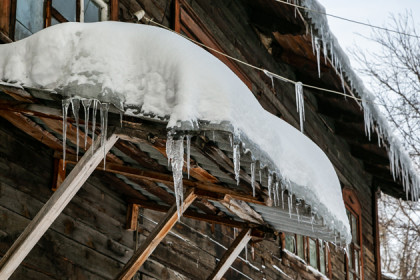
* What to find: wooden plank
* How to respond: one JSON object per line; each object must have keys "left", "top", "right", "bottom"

{"left": 126, "top": 203, "right": 140, "bottom": 231}
{"left": 116, "top": 188, "right": 197, "bottom": 280}
{"left": 110, "top": 0, "right": 119, "bottom": 20}
{"left": 207, "top": 228, "right": 251, "bottom": 280}
{"left": 0, "top": 133, "right": 119, "bottom": 279}
{"left": 0, "top": 0, "right": 11, "bottom": 35}
{"left": 51, "top": 158, "right": 66, "bottom": 191}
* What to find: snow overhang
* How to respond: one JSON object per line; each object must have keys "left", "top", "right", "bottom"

{"left": 0, "top": 22, "right": 351, "bottom": 244}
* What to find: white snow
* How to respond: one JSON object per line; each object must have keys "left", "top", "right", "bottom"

{"left": 0, "top": 22, "right": 351, "bottom": 243}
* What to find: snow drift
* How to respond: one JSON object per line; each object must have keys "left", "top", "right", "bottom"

{"left": 0, "top": 22, "right": 351, "bottom": 244}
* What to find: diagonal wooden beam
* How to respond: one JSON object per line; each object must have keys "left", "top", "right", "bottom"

{"left": 207, "top": 228, "right": 252, "bottom": 280}
{"left": 0, "top": 133, "right": 119, "bottom": 280}
{"left": 116, "top": 188, "right": 197, "bottom": 280}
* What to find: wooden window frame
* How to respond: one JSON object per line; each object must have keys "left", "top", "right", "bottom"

{"left": 174, "top": 0, "right": 252, "bottom": 89}
{"left": 0, "top": 0, "right": 16, "bottom": 41}
{"left": 343, "top": 188, "right": 365, "bottom": 280}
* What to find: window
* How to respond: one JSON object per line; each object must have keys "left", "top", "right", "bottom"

{"left": 284, "top": 233, "right": 331, "bottom": 278}
{"left": 174, "top": 0, "right": 252, "bottom": 89}
{"left": 343, "top": 188, "right": 364, "bottom": 280}
{"left": 45, "top": 0, "right": 107, "bottom": 28}
{"left": 14, "top": 0, "right": 44, "bottom": 40}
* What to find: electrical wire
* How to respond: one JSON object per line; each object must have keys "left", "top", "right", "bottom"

{"left": 274, "top": 0, "right": 420, "bottom": 39}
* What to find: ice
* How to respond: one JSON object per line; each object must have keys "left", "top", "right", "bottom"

{"left": 295, "top": 82, "right": 305, "bottom": 133}
{"left": 311, "top": 27, "right": 315, "bottom": 54}
{"left": 100, "top": 102, "right": 109, "bottom": 169}
{"left": 233, "top": 143, "right": 241, "bottom": 185}
{"left": 315, "top": 37, "right": 321, "bottom": 78}
{"left": 81, "top": 99, "right": 92, "bottom": 149}
{"left": 62, "top": 99, "right": 70, "bottom": 168}
{"left": 274, "top": 181, "right": 280, "bottom": 207}
{"left": 71, "top": 98, "right": 80, "bottom": 161}
{"left": 91, "top": 99, "right": 99, "bottom": 152}
{"left": 250, "top": 162, "right": 256, "bottom": 197}
{"left": 281, "top": 190, "right": 285, "bottom": 209}
{"left": 268, "top": 173, "right": 273, "bottom": 201}
{"left": 166, "top": 134, "right": 185, "bottom": 218}
{"left": 263, "top": 69, "right": 274, "bottom": 89}
{"left": 321, "top": 27, "right": 328, "bottom": 64}
{"left": 186, "top": 135, "right": 191, "bottom": 179}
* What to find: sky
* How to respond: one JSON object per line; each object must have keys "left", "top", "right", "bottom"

{"left": 317, "top": 0, "right": 420, "bottom": 81}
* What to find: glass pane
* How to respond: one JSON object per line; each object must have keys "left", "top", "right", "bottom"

{"left": 351, "top": 215, "right": 358, "bottom": 244}
{"left": 309, "top": 239, "right": 318, "bottom": 268}
{"left": 15, "top": 0, "right": 44, "bottom": 40}
{"left": 349, "top": 273, "right": 354, "bottom": 280}
{"left": 355, "top": 250, "right": 360, "bottom": 274}
{"left": 51, "top": 17, "right": 61, "bottom": 26}
{"left": 297, "top": 235, "right": 304, "bottom": 259}
{"left": 349, "top": 247, "right": 354, "bottom": 269}
{"left": 285, "top": 234, "right": 295, "bottom": 253}
{"left": 53, "top": 0, "right": 77, "bottom": 22}
{"left": 84, "top": 0, "right": 101, "bottom": 22}
{"left": 320, "top": 242, "right": 326, "bottom": 274}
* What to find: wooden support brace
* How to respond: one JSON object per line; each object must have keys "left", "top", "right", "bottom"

{"left": 0, "top": 133, "right": 119, "bottom": 279}
{"left": 52, "top": 158, "right": 66, "bottom": 191}
{"left": 126, "top": 203, "right": 140, "bottom": 231}
{"left": 116, "top": 188, "right": 197, "bottom": 280}
{"left": 207, "top": 228, "right": 252, "bottom": 280}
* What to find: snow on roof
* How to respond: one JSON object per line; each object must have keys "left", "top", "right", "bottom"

{"left": 0, "top": 22, "right": 351, "bottom": 244}
{"left": 301, "top": 0, "right": 420, "bottom": 201}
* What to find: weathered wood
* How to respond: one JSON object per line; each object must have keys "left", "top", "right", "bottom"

{"left": 207, "top": 228, "right": 251, "bottom": 280}
{"left": 0, "top": 0, "right": 11, "bottom": 36}
{"left": 126, "top": 203, "right": 140, "bottom": 231}
{"left": 51, "top": 158, "right": 66, "bottom": 191}
{"left": 0, "top": 134, "right": 119, "bottom": 279}
{"left": 116, "top": 188, "right": 197, "bottom": 280}
{"left": 221, "top": 195, "right": 264, "bottom": 224}
{"left": 110, "top": 0, "right": 119, "bottom": 20}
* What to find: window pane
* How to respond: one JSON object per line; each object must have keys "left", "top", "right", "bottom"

{"left": 53, "top": 0, "right": 77, "bottom": 22}
{"left": 84, "top": 0, "right": 101, "bottom": 22}
{"left": 351, "top": 215, "right": 358, "bottom": 244}
{"left": 15, "top": 0, "right": 44, "bottom": 40}
{"left": 355, "top": 250, "right": 360, "bottom": 275}
{"left": 320, "top": 242, "right": 326, "bottom": 274}
{"left": 349, "top": 247, "right": 354, "bottom": 269}
{"left": 297, "top": 235, "right": 305, "bottom": 259}
{"left": 51, "top": 17, "right": 61, "bottom": 26}
{"left": 285, "top": 234, "right": 295, "bottom": 253}
{"left": 309, "top": 238, "right": 318, "bottom": 268}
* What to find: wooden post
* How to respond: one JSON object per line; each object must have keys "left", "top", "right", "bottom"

{"left": 116, "top": 189, "right": 197, "bottom": 280}
{"left": 126, "top": 203, "right": 140, "bottom": 231}
{"left": 110, "top": 0, "right": 119, "bottom": 21}
{"left": 207, "top": 228, "right": 251, "bottom": 280}
{"left": 0, "top": 133, "right": 119, "bottom": 279}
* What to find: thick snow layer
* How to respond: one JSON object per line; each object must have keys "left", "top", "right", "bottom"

{"left": 0, "top": 22, "right": 351, "bottom": 243}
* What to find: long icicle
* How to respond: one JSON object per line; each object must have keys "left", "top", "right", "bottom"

{"left": 250, "top": 162, "right": 256, "bottom": 197}
{"left": 71, "top": 98, "right": 80, "bottom": 161}
{"left": 233, "top": 143, "right": 241, "bottom": 185}
{"left": 100, "top": 102, "right": 109, "bottom": 169}
{"left": 81, "top": 99, "right": 92, "bottom": 150}
{"left": 62, "top": 99, "right": 71, "bottom": 169}
{"left": 186, "top": 135, "right": 191, "bottom": 179}
{"left": 91, "top": 100, "right": 98, "bottom": 154}
{"left": 295, "top": 82, "right": 305, "bottom": 133}
{"left": 166, "top": 134, "right": 185, "bottom": 218}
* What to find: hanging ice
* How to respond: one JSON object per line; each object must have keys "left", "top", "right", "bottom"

{"left": 62, "top": 99, "right": 70, "bottom": 169}
{"left": 71, "top": 98, "right": 80, "bottom": 161}
{"left": 321, "top": 26, "right": 328, "bottom": 64}
{"left": 295, "top": 82, "right": 305, "bottom": 133}
{"left": 100, "top": 102, "right": 109, "bottom": 169}
{"left": 263, "top": 69, "right": 275, "bottom": 89}
{"left": 310, "top": 27, "right": 315, "bottom": 54}
{"left": 233, "top": 143, "right": 241, "bottom": 185}
{"left": 186, "top": 135, "right": 191, "bottom": 179}
{"left": 314, "top": 37, "right": 321, "bottom": 78}
{"left": 81, "top": 99, "right": 92, "bottom": 149}
{"left": 274, "top": 181, "right": 280, "bottom": 207}
{"left": 166, "top": 134, "right": 185, "bottom": 218}
{"left": 362, "top": 100, "right": 373, "bottom": 141}
{"left": 91, "top": 100, "right": 99, "bottom": 153}
{"left": 268, "top": 173, "right": 273, "bottom": 201}
{"left": 250, "top": 162, "right": 256, "bottom": 197}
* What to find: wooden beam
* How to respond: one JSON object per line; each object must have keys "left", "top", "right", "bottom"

{"left": 51, "top": 158, "right": 66, "bottom": 191}
{"left": 126, "top": 203, "right": 140, "bottom": 231}
{"left": 0, "top": 134, "right": 119, "bottom": 279}
{"left": 116, "top": 188, "right": 197, "bottom": 280}
{"left": 61, "top": 156, "right": 265, "bottom": 205}
{"left": 207, "top": 228, "right": 252, "bottom": 280}
{"left": 110, "top": 0, "right": 119, "bottom": 20}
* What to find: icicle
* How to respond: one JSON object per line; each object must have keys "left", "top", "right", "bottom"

{"left": 310, "top": 27, "right": 315, "bottom": 54}
{"left": 259, "top": 169, "right": 262, "bottom": 184}
{"left": 268, "top": 173, "right": 273, "bottom": 201}
{"left": 100, "top": 102, "right": 109, "bottom": 169}
{"left": 296, "top": 205, "right": 300, "bottom": 223}
{"left": 315, "top": 37, "right": 321, "bottom": 78}
{"left": 186, "top": 135, "right": 191, "bottom": 179}
{"left": 62, "top": 99, "right": 70, "bottom": 169}
{"left": 263, "top": 69, "right": 275, "bottom": 89}
{"left": 339, "top": 64, "right": 346, "bottom": 94}
{"left": 321, "top": 27, "right": 328, "bottom": 65}
{"left": 233, "top": 143, "right": 241, "bottom": 185}
{"left": 295, "top": 82, "right": 305, "bottom": 133}
{"left": 281, "top": 189, "right": 284, "bottom": 209}
{"left": 71, "top": 98, "right": 80, "bottom": 161}
{"left": 91, "top": 100, "right": 99, "bottom": 153}
{"left": 229, "top": 134, "right": 233, "bottom": 147}
{"left": 166, "top": 134, "right": 185, "bottom": 218}
{"left": 274, "top": 181, "right": 280, "bottom": 207}
{"left": 81, "top": 99, "right": 92, "bottom": 150}
{"left": 288, "top": 194, "right": 292, "bottom": 218}
{"left": 363, "top": 100, "right": 373, "bottom": 141}
{"left": 120, "top": 111, "right": 123, "bottom": 128}
{"left": 250, "top": 162, "right": 256, "bottom": 197}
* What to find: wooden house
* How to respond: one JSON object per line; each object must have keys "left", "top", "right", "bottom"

{"left": 0, "top": 0, "right": 417, "bottom": 279}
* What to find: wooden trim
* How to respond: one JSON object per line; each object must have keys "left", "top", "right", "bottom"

{"left": 76, "top": 0, "right": 81, "bottom": 22}
{"left": 0, "top": 0, "right": 11, "bottom": 36}
{"left": 110, "top": 0, "right": 119, "bottom": 21}
{"left": 8, "top": 0, "right": 16, "bottom": 40}
{"left": 51, "top": 7, "right": 69, "bottom": 23}
{"left": 44, "top": 0, "right": 52, "bottom": 27}
{"left": 0, "top": 133, "right": 119, "bottom": 279}
{"left": 174, "top": 0, "right": 180, "bottom": 32}
{"left": 374, "top": 189, "right": 381, "bottom": 280}
{"left": 207, "top": 228, "right": 251, "bottom": 280}
{"left": 126, "top": 203, "right": 139, "bottom": 231}
{"left": 116, "top": 188, "right": 197, "bottom": 280}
